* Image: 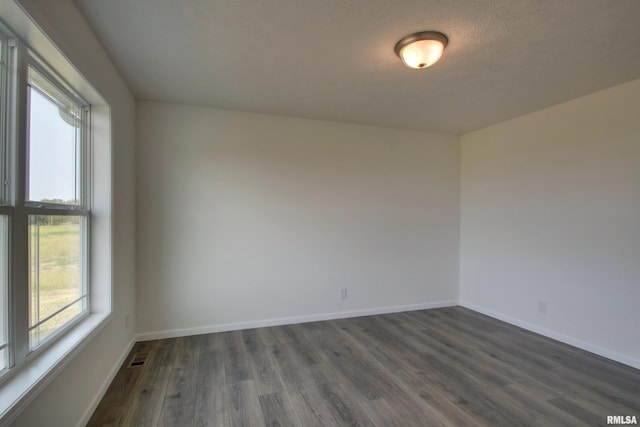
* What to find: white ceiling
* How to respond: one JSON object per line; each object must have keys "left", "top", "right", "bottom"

{"left": 75, "top": 0, "right": 640, "bottom": 134}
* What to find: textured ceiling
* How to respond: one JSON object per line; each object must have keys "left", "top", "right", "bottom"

{"left": 75, "top": 0, "right": 640, "bottom": 134}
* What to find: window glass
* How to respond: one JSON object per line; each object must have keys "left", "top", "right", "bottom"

{"left": 0, "top": 37, "right": 5, "bottom": 205}
{"left": 0, "top": 216, "right": 8, "bottom": 371}
{"left": 0, "top": 34, "right": 9, "bottom": 372}
{"left": 27, "top": 67, "right": 82, "bottom": 206}
{"left": 28, "top": 215, "right": 86, "bottom": 349}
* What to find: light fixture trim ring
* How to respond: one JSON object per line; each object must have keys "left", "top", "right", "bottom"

{"left": 394, "top": 31, "right": 449, "bottom": 57}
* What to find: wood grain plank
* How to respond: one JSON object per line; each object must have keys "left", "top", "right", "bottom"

{"left": 312, "top": 380, "right": 376, "bottom": 426}
{"left": 173, "top": 334, "right": 203, "bottom": 371}
{"left": 258, "top": 392, "right": 301, "bottom": 427}
{"left": 271, "top": 342, "right": 313, "bottom": 391}
{"left": 242, "top": 328, "right": 286, "bottom": 396}
{"left": 222, "top": 331, "right": 253, "bottom": 384}
{"left": 229, "top": 380, "right": 266, "bottom": 427}
{"left": 194, "top": 333, "right": 230, "bottom": 427}
{"left": 158, "top": 368, "right": 197, "bottom": 427}
{"left": 290, "top": 379, "right": 376, "bottom": 427}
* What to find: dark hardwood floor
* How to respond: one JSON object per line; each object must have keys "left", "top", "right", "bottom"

{"left": 87, "top": 307, "right": 640, "bottom": 426}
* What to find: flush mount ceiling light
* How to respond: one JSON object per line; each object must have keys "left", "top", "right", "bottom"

{"left": 395, "top": 31, "right": 448, "bottom": 69}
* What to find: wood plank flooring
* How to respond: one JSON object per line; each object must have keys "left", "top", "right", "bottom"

{"left": 87, "top": 307, "right": 640, "bottom": 426}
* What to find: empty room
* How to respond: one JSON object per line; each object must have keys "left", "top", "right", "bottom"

{"left": 0, "top": 0, "right": 639, "bottom": 426}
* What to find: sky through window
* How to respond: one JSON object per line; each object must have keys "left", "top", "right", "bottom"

{"left": 28, "top": 86, "right": 79, "bottom": 204}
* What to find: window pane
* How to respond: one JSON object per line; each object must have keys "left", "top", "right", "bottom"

{"left": 0, "top": 36, "right": 6, "bottom": 205}
{"left": 0, "top": 216, "right": 8, "bottom": 371}
{"left": 27, "top": 68, "right": 82, "bottom": 205}
{"left": 28, "top": 215, "right": 86, "bottom": 349}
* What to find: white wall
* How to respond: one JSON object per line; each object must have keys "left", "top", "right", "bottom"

{"left": 11, "top": 1, "right": 137, "bottom": 426}
{"left": 136, "top": 102, "right": 460, "bottom": 337}
{"left": 460, "top": 78, "right": 640, "bottom": 368}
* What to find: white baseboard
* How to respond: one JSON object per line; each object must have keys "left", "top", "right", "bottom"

{"left": 459, "top": 300, "right": 640, "bottom": 370}
{"left": 76, "top": 336, "right": 136, "bottom": 427}
{"left": 135, "top": 300, "right": 458, "bottom": 342}
{"left": 135, "top": 300, "right": 639, "bottom": 370}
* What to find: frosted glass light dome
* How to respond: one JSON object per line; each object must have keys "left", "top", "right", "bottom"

{"left": 395, "top": 31, "right": 448, "bottom": 69}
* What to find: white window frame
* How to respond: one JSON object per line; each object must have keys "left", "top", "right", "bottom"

{"left": 23, "top": 58, "right": 91, "bottom": 353}
{"left": 0, "top": 7, "right": 112, "bottom": 424}
{"left": 0, "top": 30, "right": 11, "bottom": 376}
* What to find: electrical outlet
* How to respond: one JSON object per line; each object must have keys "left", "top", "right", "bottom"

{"left": 339, "top": 288, "right": 348, "bottom": 301}
{"left": 538, "top": 301, "right": 547, "bottom": 314}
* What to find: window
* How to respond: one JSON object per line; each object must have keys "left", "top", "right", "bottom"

{"left": 0, "top": 30, "right": 10, "bottom": 374}
{"left": 26, "top": 65, "right": 90, "bottom": 350}
{"left": 1, "top": 22, "right": 97, "bottom": 378}
{"left": 0, "top": 43, "right": 93, "bottom": 360}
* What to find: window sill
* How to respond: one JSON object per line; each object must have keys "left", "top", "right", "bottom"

{"left": 0, "top": 312, "right": 111, "bottom": 425}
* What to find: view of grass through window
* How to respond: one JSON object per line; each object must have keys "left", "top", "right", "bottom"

{"left": 29, "top": 215, "right": 84, "bottom": 348}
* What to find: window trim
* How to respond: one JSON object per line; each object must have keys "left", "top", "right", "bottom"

{"left": 0, "top": 29, "right": 10, "bottom": 377}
